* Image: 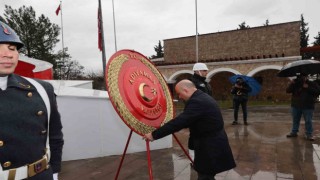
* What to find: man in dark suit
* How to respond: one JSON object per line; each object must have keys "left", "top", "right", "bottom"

{"left": 0, "top": 21, "right": 64, "bottom": 180}
{"left": 144, "top": 79, "right": 236, "bottom": 180}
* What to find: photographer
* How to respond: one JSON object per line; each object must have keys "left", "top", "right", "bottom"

{"left": 231, "top": 77, "right": 252, "bottom": 125}
{"left": 286, "top": 73, "right": 320, "bottom": 140}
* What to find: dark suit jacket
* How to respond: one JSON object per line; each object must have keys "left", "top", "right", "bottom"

{"left": 0, "top": 74, "right": 64, "bottom": 179}
{"left": 152, "top": 90, "right": 236, "bottom": 174}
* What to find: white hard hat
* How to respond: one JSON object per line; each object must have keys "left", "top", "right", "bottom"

{"left": 193, "top": 63, "right": 208, "bottom": 71}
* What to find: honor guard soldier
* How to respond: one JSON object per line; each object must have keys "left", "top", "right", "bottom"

{"left": 0, "top": 21, "right": 64, "bottom": 179}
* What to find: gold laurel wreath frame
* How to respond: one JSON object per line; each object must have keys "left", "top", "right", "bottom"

{"left": 107, "top": 53, "right": 174, "bottom": 135}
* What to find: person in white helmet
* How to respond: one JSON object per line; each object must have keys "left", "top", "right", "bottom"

{"left": 188, "top": 63, "right": 212, "bottom": 161}
{"left": 190, "top": 63, "right": 212, "bottom": 95}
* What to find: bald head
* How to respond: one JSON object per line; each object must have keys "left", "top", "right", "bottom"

{"left": 175, "top": 80, "right": 197, "bottom": 101}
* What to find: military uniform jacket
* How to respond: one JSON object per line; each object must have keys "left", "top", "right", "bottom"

{"left": 0, "top": 74, "right": 64, "bottom": 179}
{"left": 152, "top": 90, "right": 236, "bottom": 175}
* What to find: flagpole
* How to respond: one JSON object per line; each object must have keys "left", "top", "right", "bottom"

{"left": 112, "top": 0, "right": 117, "bottom": 52}
{"left": 98, "top": 0, "right": 107, "bottom": 81}
{"left": 195, "top": 0, "right": 198, "bottom": 63}
{"left": 57, "top": 0, "right": 65, "bottom": 80}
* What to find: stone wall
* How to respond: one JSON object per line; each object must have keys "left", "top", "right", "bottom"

{"left": 162, "top": 21, "right": 301, "bottom": 64}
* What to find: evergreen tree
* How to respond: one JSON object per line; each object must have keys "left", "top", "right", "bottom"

{"left": 313, "top": 32, "right": 320, "bottom": 46}
{"left": 4, "top": 6, "right": 60, "bottom": 62}
{"left": 300, "top": 14, "right": 310, "bottom": 59}
{"left": 312, "top": 32, "right": 320, "bottom": 60}
{"left": 151, "top": 40, "right": 164, "bottom": 59}
{"left": 238, "top": 21, "right": 250, "bottom": 29}
{"left": 300, "top": 14, "right": 309, "bottom": 48}
{"left": 2, "top": 5, "right": 85, "bottom": 79}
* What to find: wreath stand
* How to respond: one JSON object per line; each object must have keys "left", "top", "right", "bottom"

{"left": 114, "top": 130, "right": 194, "bottom": 180}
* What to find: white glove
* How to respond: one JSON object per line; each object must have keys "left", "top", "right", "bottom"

{"left": 53, "top": 173, "right": 58, "bottom": 180}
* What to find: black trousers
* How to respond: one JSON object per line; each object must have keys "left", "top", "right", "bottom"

{"left": 233, "top": 98, "right": 248, "bottom": 122}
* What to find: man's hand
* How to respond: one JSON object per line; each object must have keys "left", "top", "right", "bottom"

{"left": 234, "top": 84, "right": 242, "bottom": 88}
{"left": 143, "top": 133, "right": 154, "bottom": 141}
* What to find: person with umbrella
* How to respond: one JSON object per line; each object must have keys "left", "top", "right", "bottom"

{"left": 230, "top": 76, "right": 252, "bottom": 125}
{"left": 286, "top": 73, "right": 320, "bottom": 141}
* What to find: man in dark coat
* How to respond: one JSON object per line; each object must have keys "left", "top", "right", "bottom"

{"left": 188, "top": 62, "right": 212, "bottom": 160}
{"left": 286, "top": 73, "right": 320, "bottom": 141}
{"left": 144, "top": 80, "right": 236, "bottom": 180}
{"left": 231, "top": 77, "right": 252, "bottom": 125}
{"left": 0, "top": 21, "right": 64, "bottom": 180}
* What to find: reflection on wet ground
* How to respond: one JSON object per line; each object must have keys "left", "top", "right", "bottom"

{"left": 60, "top": 105, "right": 320, "bottom": 180}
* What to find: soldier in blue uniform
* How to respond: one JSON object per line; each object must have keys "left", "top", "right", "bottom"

{"left": 0, "top": 21, "right": 64, "bottom": 179}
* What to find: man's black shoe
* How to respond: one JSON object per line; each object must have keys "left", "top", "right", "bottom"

{"left": 286, "top": 133, "right": 298, "bottom": 138}
{"left": 305, "top": 135, "right": 315, "bottom": 141}
{"left": 232, "top": 121, "right": 238, "bottom": 125}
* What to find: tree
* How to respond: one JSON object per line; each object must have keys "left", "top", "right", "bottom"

{"left": 263, "top": 19, "right": 269, "bottom": 26}
{"left": 311, "top": 32, "right": 320, "bottom": 60}
{"left": 2, "top": 5, "right": 85, "bottom": 78}
{"left": 300, "top": 14, "right": 310, "bottom": 59}
{"left": 151, "top": 40, "right": 164, "bottom": 59}
{"left": 300, "top": 14, "right": 309, "bottom": 48}
{"left": 55, "top": 48, "right": 84, "bottom": 80}
{"left": 4, "top": 6, "right": 60, "bottom": 62}
{"left": 238, "top": 21, "right": 250, "bottom": 29}
{"left": 313, "top": 32, "right": 320, "bottom": 46}
{"left": 86, "top": 70, "right": 105, "bottom": 90}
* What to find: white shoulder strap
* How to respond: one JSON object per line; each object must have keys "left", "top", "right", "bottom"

{"left": 22, "top": 77, "right": 51, "bottom": 161}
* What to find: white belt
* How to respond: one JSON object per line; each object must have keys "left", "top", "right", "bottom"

{"left": 0, "top": 154, "right": 49, "bottom": 180}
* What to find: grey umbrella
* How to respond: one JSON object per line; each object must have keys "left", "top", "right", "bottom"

{"left": 277, "top": 59, "right": 320, "bottom": 77}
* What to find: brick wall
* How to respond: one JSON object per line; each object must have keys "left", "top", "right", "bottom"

{"left": 163, "top": 21, "right": 301, "bottom": 64}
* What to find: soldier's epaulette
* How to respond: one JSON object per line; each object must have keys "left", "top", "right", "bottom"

{"left": 18, "top": 82, "right": 32, "bottom": 89}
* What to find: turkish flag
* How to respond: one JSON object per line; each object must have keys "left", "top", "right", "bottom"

{"left": 98, "top": 8, "right": 102, "bottom": 51}
{"left": 55, "top": 4, "right": 61, "bottom": 16}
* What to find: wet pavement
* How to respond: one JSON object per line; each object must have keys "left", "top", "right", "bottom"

{"left": 59, "top": 105, "right": 320, "bottom": 180}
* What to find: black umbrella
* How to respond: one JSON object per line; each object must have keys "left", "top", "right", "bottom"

{"left": 277, "top": 59, "right": 320, "bottom": 77}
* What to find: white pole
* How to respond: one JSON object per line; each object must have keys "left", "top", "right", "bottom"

{"left": 195, "top": 0, "right": 198, "bottom": 62}
{"left": 112, "top": 0, "right": 118, "bottom": 52}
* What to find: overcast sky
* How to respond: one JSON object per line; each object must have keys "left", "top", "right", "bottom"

{"left": 1, "top": 0, "right": 319, "bottom": 73}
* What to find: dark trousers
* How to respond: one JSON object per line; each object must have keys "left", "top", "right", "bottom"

{"left": 233, "top": 98, "right": 248, "bottom": 122}
{"left": 197, "top": 172, "right": 215, "bottom": 180}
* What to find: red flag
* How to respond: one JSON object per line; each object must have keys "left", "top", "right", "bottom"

{"left": 98, "top": 8, "right": 102, "bottom": 51}
{"left": 55, "top": 4, "right": 61, "bottom": 16}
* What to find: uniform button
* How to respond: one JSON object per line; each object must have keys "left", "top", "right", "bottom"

{"left": 0, "top": 140, "right": 3, "bottom": 147}
{"left": 37, "top": 111, "right": 44, "bottom": 116}
{"left": 41, "top": 130, "right": 47, "bottom": 134}
{"left": 3, "top": 161, "right": 11, "bottom": 168}
{"left": 27, "top": 92, "right": 33, "bottom": 97}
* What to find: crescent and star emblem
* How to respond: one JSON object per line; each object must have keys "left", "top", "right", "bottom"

{"left": 139, "top": 83, "right": 157, "bottom": 102}
{"left": 1, "top": 23, "right": 11, "bottom": 35}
